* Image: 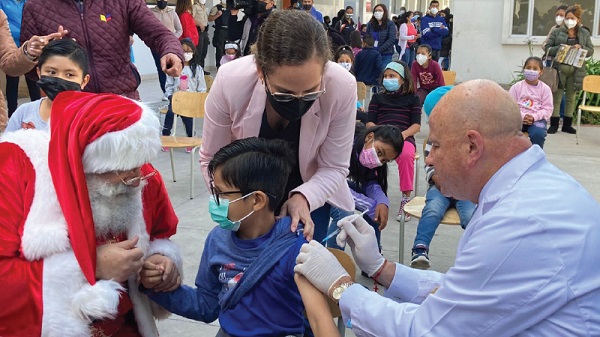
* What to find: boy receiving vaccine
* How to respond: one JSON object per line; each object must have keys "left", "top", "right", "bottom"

{"left": 5, "top": 39, "right": 89, "bottom": 132}
{"left": 143, "top": 137, "right": 307, "bottom": 337}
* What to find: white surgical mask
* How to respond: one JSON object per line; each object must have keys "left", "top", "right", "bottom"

{"left": 338, "top": 62, "right": 352, "bottom": 71}
{"left": 184, "top": 53, "right": 194, "bottom": 62}
{"left": 346, "top": 13, "right": 353, "bottom": 19}
{"left": 555, "top": 15, "right": 564, "bottom": 26}
{"left": 430, "top": 7, "right": 438, "bottom": 15}
{"left": 565, "top": 19, "right": 577, "bottom": 29}
{"left": 373, "top": 11, "right": 383, "bottom": 20}
{"left": 416, "top": 54, "right": 428, "bottom": 65}
{"left": 200, "top": 0, "right": 206, "bottom": 4}
{"left": 399, "top": 10, "right": 405, "bottom": 15}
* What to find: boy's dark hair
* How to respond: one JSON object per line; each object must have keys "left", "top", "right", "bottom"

{"left": 208, "top": 137, "right": 295, "bottom": 211}
{"left": 363, "top": 34, "right": 375, "bottom": 47}
{"left": 38, "top": 39, "right": 89, "bottom": 76}
{"left": 430, "top": 0, "right": 439, "bottom": 7}
{"left": 350, "top": 125, "right": 404, "bottom": 193}
{"left": 350, "top": 30, "right": 362, "bottom": 49}
{"left": 523, "top": 56, "right": 544, "bottom": 70}
{"left": 380, "top": 60, "right": 415, "bottom": 95}
{"left": 417, "top": 43, "right": 432, "bottom": 55}
{"left": 557, "top": 5, "right": 568, "bottom": 11}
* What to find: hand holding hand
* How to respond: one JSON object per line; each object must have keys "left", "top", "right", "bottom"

{"left": 294, "top": 241, "right": 349, "bottom": 294}
{"left": 96, "top": 237, "right": 144, "bottom": 283}
{"left": 161, "top": 53, "right": 183, "bottom": 77}
{"left": 140, "top": 254, "right": 181, "bottom": 292}
{"left": 336, "top": 215, "right": 385, "bottom": 276}
{"left": 278, "top": 193, "right": 314, "bottom": 241}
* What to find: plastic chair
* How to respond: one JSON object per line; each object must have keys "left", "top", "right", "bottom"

{"left": 160, "top": 91, "right": 207, "bottom": 199}
{"left": 204, "top": 75, "right": 214, "bottom": 93}
{"left": 576, "top": 75, "right": 600, "bottom": 145}
{"left": 325, "top": 248, "right": 356, "bottom": 337}
{"left": 442, "top": 70, "right": 456, "bottom": 85}
{"left": 356, "top": 81, "right": 367, "bottom": 107}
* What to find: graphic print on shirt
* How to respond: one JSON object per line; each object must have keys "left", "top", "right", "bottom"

{"left": 518, "top": 97, "right": 534, "bottom": 109}
{"left": 419, "top": 72, "right": 435, "bottom": 86}
{"left": 218, "top": 262, "right": 245, "bottom": 292}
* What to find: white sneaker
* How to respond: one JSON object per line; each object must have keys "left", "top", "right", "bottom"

{"left": 161, "top": 95, "right": 169, "bottom": 101}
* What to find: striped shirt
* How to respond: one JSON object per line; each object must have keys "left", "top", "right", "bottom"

{"left": 367, "top": 92, "right": 422, "bottom": 146}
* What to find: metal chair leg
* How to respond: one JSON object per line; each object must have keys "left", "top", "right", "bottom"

{"left": 399, "top": 212, "right": 406, "bottom": 264}
{"left": 190, "top": 148, "right": 194, "bottom": 199}
{"left": 169, "top": 148, "right": 176, "bottom": 182}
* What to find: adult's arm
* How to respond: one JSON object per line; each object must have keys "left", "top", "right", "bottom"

{"left": 295, "top": 274, "right": 341, "bottom": 337}
{"left": 340, "top": 213, "right": 571, "bottom": 336}
{"left": 0, "top": 143, "right": 43, "bottom": 335}
{"left": 192, "top": 4, "right": 204, "bottom": 29}
{"left": 581, "top": 29, "right": 594, "bottom": 58}
{"left": 0, "top": 10, "right": 36, "bottom": 76}
{"left": 399, "top": 23, "right": 414, "bottom": 42}
{"left": 544, "top": 29, "right": 561, "bottom": 56}
{"left": 421, "top": 17, "right": 436, "bottom": 39}
{"left": 434, "top": 61, "right": 445, "bottom": 86}
{"left": 541, "top": 26, "right": 556, "bottom": 52}
{"left": 291, "top": 76, "right": 357, "bottom": 211}
{"left": 173, "top": 11, "right": 183, "bottom": 38}
{"left": 433, "top": 17, "right": 449, "bottom": 38}
{"left": 128, "top": 0, "right": 184, "bottom": 60}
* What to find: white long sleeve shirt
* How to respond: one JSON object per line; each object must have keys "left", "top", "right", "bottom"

{"left": 165, "top": 65, "right": 207, "bottom": 97}
{"left": 340, "top": 146, "right": 600, "bottom": 336}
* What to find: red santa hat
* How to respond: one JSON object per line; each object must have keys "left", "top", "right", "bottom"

{"left": 48, "top": 91, "right": 161, "bottom": 285}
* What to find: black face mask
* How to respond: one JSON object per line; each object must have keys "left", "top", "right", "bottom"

{"left": 37, "top": 76, "right": 82, "bottom": 101}
{"left": 266, "top": 90, "right": 316, "bottom": 122}
{"left": 302, "top": 4, "right": 312, "bottom": 11}
{"left": 157, "top": 1, "right": 168, "bottom": 9}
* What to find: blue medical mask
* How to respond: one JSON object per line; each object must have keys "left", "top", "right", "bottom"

{"left": 383, "top": 78, "right": 401, "bottom": 92}
{"left": 208, "top": 192, "right": 255, "bottom": 231}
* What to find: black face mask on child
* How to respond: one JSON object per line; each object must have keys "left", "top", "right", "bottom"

{"left": 36, "top": 76, "right": 82, "bottom": 101}
{"left": 157, "top": 1, "right": 168, "bottom": 10}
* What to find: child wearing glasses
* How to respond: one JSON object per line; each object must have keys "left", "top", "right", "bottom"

{"left": 143, "top": 137, "right": 308, "bottom": 337}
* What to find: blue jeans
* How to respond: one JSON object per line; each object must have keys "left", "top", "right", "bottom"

{"left": 152, "top": 51, "right": 166, "bottom": 93}
{"left": 326, "top": 207, "right": 353, "bottom": 250}
{"left": 380, "top": 53, "right": 393, "bottom": 71}
{"left": 401, "top": 46, "right": 416, "bottom": 69}
{"left": 310, "top": 203, "right": 332, "bottom": 243}
{"left": 413, "top": 185, "right": 476, "bottom": 249}
{"left": 162, "top": 95, "right": 194, "bottom": 137}
{"left": 523, "top": 120, "right": 547, "bottom": 149}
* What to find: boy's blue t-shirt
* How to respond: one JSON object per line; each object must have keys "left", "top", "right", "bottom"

{"left": 148, "top": 216, "right": 307, "bottom": 337}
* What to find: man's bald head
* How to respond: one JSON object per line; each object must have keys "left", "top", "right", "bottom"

{"left": 430, "top": 79, "right": 522, "bottom": 139}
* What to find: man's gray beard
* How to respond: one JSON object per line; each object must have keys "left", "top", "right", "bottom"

{"left": 86, "top": 175, "right": 146, "bottom": 240}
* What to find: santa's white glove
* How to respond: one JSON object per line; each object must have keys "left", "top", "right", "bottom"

{"left": 336, "top": 215, "right": 385, "bottom": 277}
{"left": 294, "top": 240, "right": 349, "bottom": 294}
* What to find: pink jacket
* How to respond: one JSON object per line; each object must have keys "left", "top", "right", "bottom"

{"left": 200, "top": 56, "right": 356, "bottom": 211}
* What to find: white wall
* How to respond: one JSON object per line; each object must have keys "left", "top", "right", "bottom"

{"left": 452, "top": 0, "right": 600, "bottom": 84}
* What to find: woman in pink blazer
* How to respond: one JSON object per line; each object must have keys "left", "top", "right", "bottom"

{"left": 200, "top": 10, "right": 356, "bottom": 241}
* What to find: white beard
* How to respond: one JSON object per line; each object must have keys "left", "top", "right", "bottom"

{"left": 86, "top": 175, "right": 146, "bottom": 240}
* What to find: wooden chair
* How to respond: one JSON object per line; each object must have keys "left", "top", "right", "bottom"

{"left": 204, "top": 75, "right": 214, "bottom": 93}
{"left": 398, "top": 196, "right": 461, "bottom": 263}
{"left": 576, "top": 75, "right": 600, "bottom": 145}
{"left": 325, "top": 248, "right": 356, "bottom": 337}
{"left": 356, "top": 81, "right": 367, "bottom": 108}
{"left": 442, "top": 70, "right": 456, "bottom": 85}
{"left": 160, "top": 91, "right": 207, "bottom": 199}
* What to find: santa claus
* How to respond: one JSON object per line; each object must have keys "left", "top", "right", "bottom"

{"left": 0, "top": 91, "right": 181, "bottom": 336}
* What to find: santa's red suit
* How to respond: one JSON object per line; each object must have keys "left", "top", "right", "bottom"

{"left": 0, "top": 92, "right": 180, "bottom": 337}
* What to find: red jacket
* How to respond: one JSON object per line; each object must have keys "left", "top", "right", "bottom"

{"left": 179, "top": 11, "right": 199, "bottom": 46}
{"left": 21, "top": 0, "right": 184, "bottom": 99}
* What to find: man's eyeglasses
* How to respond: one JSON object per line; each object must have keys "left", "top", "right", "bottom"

{"left": 116, "top": 170, "right": 157, "bottom": 186}
{"left": 265, "top": 75, "right": 326, "bottom": 102}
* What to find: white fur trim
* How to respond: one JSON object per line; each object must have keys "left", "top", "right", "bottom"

{"left": 82, "top": 101, "right": 161, "bottom": 174}
{"left": 128, "top": 278, "right": 160, "bottom": 337}
{"left": 1, "top": 130, "right": 70, "bottom": 260}
{"left": 42, "top": 251, "right": 123, "bottom": 337}
{"left": 147, "top": 239, "right": 183, "bottom": 276}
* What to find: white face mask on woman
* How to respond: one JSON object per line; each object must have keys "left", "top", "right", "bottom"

{"left": 555, "top": 15, "right": 564, "bottom": 26}
{"left": 373, "top": 11, "right": 383, "bottom": 20}
{"left": 565, "top": 19, "right": 577, "bottom": 29}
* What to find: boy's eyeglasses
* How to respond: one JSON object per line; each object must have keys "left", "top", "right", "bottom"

{"left": 265, "top": 75, "right": 326, "bottom": 102}
{"left": 116, "top": 170, "right": 157, "bottom": 186}
{"left": 209, "top": 181, "right": 277, "bottom": 206}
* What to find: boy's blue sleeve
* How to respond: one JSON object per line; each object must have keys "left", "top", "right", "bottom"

{"left": 146, "top": 235, "right": 221, "bottom": 322}
{"left": 286, "top": 234, "right": 308, "bottom": 276}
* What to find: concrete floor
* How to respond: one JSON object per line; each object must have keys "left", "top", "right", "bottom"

{"left": 133, "top": 77, "right": 600, "bottom": 337}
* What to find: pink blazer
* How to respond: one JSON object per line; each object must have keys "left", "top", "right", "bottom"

{"left": 200, "top": 56, "right": 356, "bottom": 211}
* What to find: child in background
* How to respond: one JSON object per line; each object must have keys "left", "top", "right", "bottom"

{"left": 411, "top": 43, "right": 445, "bottom": 104}
{"left": 366, "top": 61, "right": 421, "bottom": 221}
{"left": 509, "top": 56, "right": 553, "bottom": 149}
{"left": 144, "top": 137, "right": 307, "bottom": 337}
{"left": 6, "top": 39, "right": 90, "bottom": 132}
{"left": 354, "top": 34, "right": 382, "bottom": 86}
{"left": 335, "top": 46, "right": 367, "bottom": 123}
{"left": 350, "top": 30, "right": 363, "bottom": 57}
{"left": 162, "top": 39, "right": 207, "bottom": 153}
{"left": 326, "top": 124, "right": 404, "bottom": 251}
{"left": 220, "top": 41, "right": 241, "bottom": 66}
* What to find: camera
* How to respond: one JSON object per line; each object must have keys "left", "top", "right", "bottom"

{"left": 226, "top": 0, "right": 267, "bottom": 16}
